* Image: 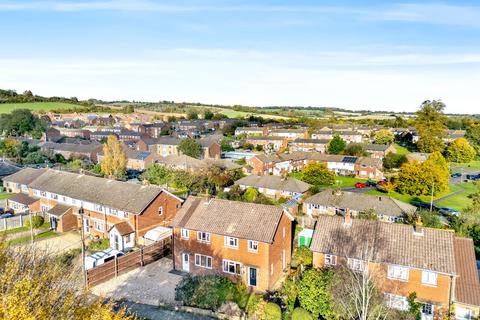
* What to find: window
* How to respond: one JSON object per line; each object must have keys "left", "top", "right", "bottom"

{"left": 224, "top": 236, "right": 238, "bottom": 248}
{"left": 248, "top": 240, "right": 258, "bottom": 252}
{"left": 197, "top": 232, "right": 211, "bottom": 243}
{"left": 385, "top": 293, "right": 408, "bottom": 311}
{"left": 158, "top": 206, "right": 164, "bottom": 216}
{"left": 387, "top": 265, "right": 409, "bottom": 281}
{"left": 40, "top": 191, "right": 47, "bottom": 197}
{"left": 110, "top": 208, "right": 118, "bottom": 216}
{"left": 271, "top": 263, "right": 273, "bottom": 275}
{"left": 181, "top": 229, "right": 189, "bottom": 239}
{"left": 223, "top": 260, "right": 241, "bottom": 275}
{"left": 348, "top": 258, "right": 365, "bottom": 272}
{"left": 456, "top": 307, "right": 473, "bottom": 320}
{"left": 325, "top": 254, "right": 337, "bottom": 266}
{"left": 283, "top": 227, "right": 286, "bottom": 238}
{"left": 95, "top": 204, "right": 104, "bottom": 212}
{"left": 94, "top": 220, "right": 105, "bottom": 232}
{"left": 422, "top": 303, "right": 434, "bottom": 317}
{"left": 421, "top": 271, "right": 437, "bottom": 286}
{"left": 194, "top": 254, "right": 212, "bottom": 269}
{"left": 51, "top": 193, "right": 58, "bottom": 200}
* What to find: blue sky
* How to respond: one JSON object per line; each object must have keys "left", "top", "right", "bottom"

{"left": 1, "top": 0, "right": 479, "bottom": 113}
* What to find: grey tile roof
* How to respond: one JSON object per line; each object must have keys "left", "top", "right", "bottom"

{"left": 156, "top": 137, "right": 181, "bottom": 146}
{"left": 304, "top": 190, "right": 416, "bottom": 217}
{"left": 41, "top": 142, "right": 102, "bottom": 154}
{"left": 172, "top": 197, "right": 285, "bottom": 243}
{"left": 47, "top": 204, "right": 72, "bottom": 218}
{"left": 28, "top": 169, "right": 164, "bottom": 214}
{"left": 3, "top": 168, "right": 47, "bottom": 185}
{"left": 310, "top": 215, "right": 456, "bottom": 274}
{"left": 292, "top": 138, "right": 330, "bottom": 144}
{"left": 8, "top": 193, "right": 39, "bottom": 205}
{"left": 235, "top": 175, "right": 311, "bottom": 193}
{"left": 365, "top": 144, "right": 390, "bottom": 152}
{"left": 454, "top": 237, "right": 480, "bottom": 306}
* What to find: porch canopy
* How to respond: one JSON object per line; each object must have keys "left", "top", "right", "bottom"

{"left": 143, "top": 226, "right": 172, "bottom": 242}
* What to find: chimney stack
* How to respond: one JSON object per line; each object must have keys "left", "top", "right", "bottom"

{"left": 344, "top": 210, "right": 352, "bottom": 227}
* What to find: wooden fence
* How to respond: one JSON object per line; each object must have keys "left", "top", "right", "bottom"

{"left": 86, "top": 237, "right": 171, "bottom": 287}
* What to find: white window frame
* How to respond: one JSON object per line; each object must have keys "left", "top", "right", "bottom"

{"left": 421, "top": 303, "right": 434, "bottom": 317}
{"left": 180, "top": 228, "right": 189, "bottom": 240}
{"left": 224, "top": 236, "right": 239, "bottom": 249}
{"left": 158, "top": 206, "right": 164, "bottom": 216}
{"left": 194, "top": 254, "right": 212, "bottom": 269}
{"left": 283, "top": 227, "right": 286, "bottom": 238}
{"left": 93, "top": 220, "right": 105, "bottom": 232}
{"left": 387, "top": 265, "right": 409, "bottom": 281}
{"left": 197, "top": 232, "right": 211, "bottom": 243}
{"left": 222, "top": 259, "right": 242, "bottom": 275}
{"left": 385, "top": 293, "right": 409, "bottom": 311}
{"left": 248, "top": 240, "right": 258, "bottom": 253}
{"left": 348, "top": 258, "right": 365, "bottom": 272}
{"left": 421, "top": 271, "right": 437, "bottom": 286}
{"left": 325, "top": 254, "right": 337, "bottom": 266}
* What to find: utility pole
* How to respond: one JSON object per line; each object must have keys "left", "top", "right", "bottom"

{"left": 29, "top": 210, "right": 34, "bottom": 245}
{"left": 79, "top": 206, "right": 87, "bottom": 288}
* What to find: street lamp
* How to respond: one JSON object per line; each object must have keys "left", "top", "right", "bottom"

{"left": 79, "top": 206, "right": 87, "bottom": 288}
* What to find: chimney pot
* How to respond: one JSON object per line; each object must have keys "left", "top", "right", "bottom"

{"left": 343, "top": 210, "right": 352, "bottom": 227}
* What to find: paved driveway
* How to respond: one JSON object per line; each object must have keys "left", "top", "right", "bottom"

{"left": 92, "top": 257, "right": 184, "bottom": 306}
{"left": 32, "top": 232, "right": 81, "bottom": 255}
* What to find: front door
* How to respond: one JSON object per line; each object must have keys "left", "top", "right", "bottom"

{"left": 248, "top": 267, "right": 257, "bottom": 287}
{"left": 182, "top": 253, "right": 190, "bottom": 272}
{"left": 113, "top": 235, "right": 120, "bottom": 250}
{"left": 50, "top": 216, "right": 58, "bottom": 231}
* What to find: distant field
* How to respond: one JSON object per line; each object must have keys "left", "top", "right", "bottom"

{"left": 0, "top": 102, "right": 81, "bottom": 113}
{"left": 393, "top": 144, "right": 412, "bottom": 156}
{"left": 213, "top": 107, "right": 291, "bottom": 120}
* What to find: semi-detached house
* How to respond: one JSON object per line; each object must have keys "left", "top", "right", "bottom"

{"left": 310, "top": 215, "right": 480, "bottom": 320}
{"left": 172, "top": 197, "right": 294, "bottom": 292}
{"left": 3, "top": 168, "right": 183, "bottom": 252}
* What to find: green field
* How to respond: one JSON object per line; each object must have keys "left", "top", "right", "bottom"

{"left": 0, "top": 102, "right": 81, "bottom": 113}
{"left": 450, "top": 160, "right": 480, "bottom": 171}
{"left": 211, "top": 107, "right": 291, "bottom": 120}
{"left": 0, "top": 193, "right": 14, "bottom": 200}
{"left": 435, "top": 182, "right": 478, "bottom": 211}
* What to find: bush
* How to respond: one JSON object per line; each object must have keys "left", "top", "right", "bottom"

{"left": 175, "top": 275, "right": 238, "bottom": 310}
{"left": 291, "top": 307, "right": 313, "bottom": 320}
{"left": 56, "top": 248, "right": 81, "bottom": 267}
{"left": 263, "top": 302, "right": 282, "bottom": 320}
{"left": 87, "top": 238, "right": 110, "bottom": 252}
{"left": 292, "top": 246, "right": 313, "bottom": 267}
{"left": 25, "top": 215, "right": 45, "bottom": 229}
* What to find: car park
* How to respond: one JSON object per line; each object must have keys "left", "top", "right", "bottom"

{"left": 85, "top": 249, "right": 125, "bottom": 270}
{"left": 355, "top": 182, "right": 367, "bottom": 188}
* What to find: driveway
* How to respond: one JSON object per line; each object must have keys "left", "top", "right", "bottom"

{"left": 32, "top": 232, "right": 81, "bottom": 255}
{"left": 92, "top": 257, "right": 184, "bottom": 306}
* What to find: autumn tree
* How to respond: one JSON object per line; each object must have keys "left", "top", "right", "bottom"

{"left": 178, "top": 138, "right": 203, "bottom": 159}
{"left": 396, "top": 151, "right": 449, "bottom": 196}
{"left": 466, "top": 123, "right": 480, "bottom": 155}
{"left": 373, "top": 129, "right": 395, "bottom": 145}
{"left": 414, "top": 100, "right": 447, "bottom": 153}
{"left": 327, "top": 134, "right": 346, "bottom": 154}
{"left": 100, "top": 135, "right": 127, "bottom": 179}
{"left": 0, "top": 241, "right": 133, "bottom": 319}
{"left": 300, "top": 161, "right": 335, "bottom": 186}
{"left": 344, "top": 143, "right": 367, "bottom": 156}
{"left": 445, "top": 138, "right": 476, "bottom": 163}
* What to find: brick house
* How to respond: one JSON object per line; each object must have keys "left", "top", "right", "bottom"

{"left": 364, "top": 144, "right": 396, "bottom": 159}
{"left": 234, "top": 175, "right": 311, "bottom": 200}
{"left": 138, "top": 122, "right": 168, "bottom": 138}
{"left": 234, "top": 127, "right": 268, "bottom": 137}
{"left": 303, "top": 189, "right": 416, "bottom": 222}
{"left": 245, "top": 136, "right": 288, "bottom": 152}
{"left": 269, "top": 128, "right": 309, "bottom": 141}
{"left": 172, "top": 197, "right": 294, "bottom": 292}
{"left": 40, "top": 142, "right": 103, "bottom": 163}
{"left": 310, "top": 215, "right": 480, "bottom": 319}
{"left": 311, "top": 130, "right": 363, "bottom": 143}
{"left": 290, "top": 138, "right": 330, "bottom": 153}
{"left": 97, "top": 145, "right": 159, "bottom": 171}
{"left": 7, "top": 193, "right": 40, "bottom": 213}
{"left": 198, "top": 135, "right": 222, "bottom": 159}
{"left": 4, "top": 169, "right": 183, "bottom": 251}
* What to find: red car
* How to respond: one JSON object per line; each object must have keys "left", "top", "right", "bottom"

{"left": 377, "top": 180, "right": 387, "bottom": 186}
{"left": 355, "top": 182, "right": 367, "bottom": 188}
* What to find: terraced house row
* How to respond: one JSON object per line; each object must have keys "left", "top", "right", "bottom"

{"left": 3, "top": 168, "right": 183, "bottom": 251}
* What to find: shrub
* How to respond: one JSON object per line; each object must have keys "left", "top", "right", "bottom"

{"left": 87, "top": 238, "right": 110, "bottom": 252}
{"left": 25, "top": 215, "right": 45, "bottom": 229}
{"left": 291, "top": 307, "right": 313, "bottom": 320}
{"left": 263, "top": 302, "right": 282, "bottom": 320}
{"left": 175, "top": 275, "right": 238, "bottom": 310}
{"left": 56, "top": 248, "right": 81, "bottom": 267}
{"left": 292, "top": 246, "right": 313, "bottom": 267}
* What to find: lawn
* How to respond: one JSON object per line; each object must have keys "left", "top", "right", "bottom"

{"left": 289, "top": 172, "right": 367, "bottom": 188}
{"left": 450, "top": 160, "right": 480, "bottom": 171}
{"left": 393, "top": 143, "right": 412, "bottom": 156}
{"left": 0, "top": 102, "right": 81, "bottom": 113}
{"left": 211, "top": 107, "right": 291, "bottom": 120}
{"left": 0, "top": 221, "right": 51, "bottom": 236}
{"left": 435, "top": 182, "right": 478, "bottom": 211}
{"left": 0, "top": 192, "right": 14, "bottom": 200}
{"left": 7, "top": 230, "right": 57, "bottom": 246}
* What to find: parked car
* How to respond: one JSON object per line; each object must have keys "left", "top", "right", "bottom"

{"left": 365, "top": 181, "right": 377, "bottom": 187}
{"left": 84, "top": 249, "right": 125, "bottom": 270}
{"left": 466, "top": 174, "right": 480, "bottom": 181}
{"left": 355, "top": 182, "right": 367, "bottom": 188}
{"left": 377, "top": 180, "right": 387, "bottom": 186}
{"left": 439, "top": 207, "right": 460, "bottom": 216}
{"left": 375, "top": 185, "right": 388, "bottom": 193}
{"left": 0, "top": 212, "right": 14, "bottom": 219}
{"left": 451, "top": 172, "right": 462, "bottom": 178}
{"left": 412, "top": 201, "right": 439, "bottom": 211}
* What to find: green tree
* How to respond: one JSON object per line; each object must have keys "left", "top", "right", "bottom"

{"left": 301, "top": 162, "right": 335, "bottom": 186}
{"left": 466, "top": 123, "right": 480, "bottom": 155}
{"left": 445, "top": 138, "right": 476, "bottom": 163}
{"left": 373, "top": 129, "right": 395, "bottom": 145}
{"left": 344, "top": 143, "right": 366, "bottom": 156}
{"left": 297, "top": 269, "right": 336, "bottom": 319}
{"left": 243, "top": 187, "right": 259, "bottom": 202}
{"left": 187, "top": 110, "right": 199, "bottom": 120}
{"left": 327, "top": 134, "right": 346, "bottom": 154}
{"left": 415, "top": 100, "right": 447, "bottom": 153}
{"left": 383, "top": 153, "right": 407, "bottom": 170}
{"left": 0, "top": 109, "right": 46, "bottom": 137}
{"left": 203, "top": 110, "right": 214, "bottom": 120}
{"left": 178, "top": 138, "right": 203, "bottom": 159}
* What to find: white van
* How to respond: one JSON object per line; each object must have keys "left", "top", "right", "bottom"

{"left": 84, "top": 249, "right": 124, "bottom": 270}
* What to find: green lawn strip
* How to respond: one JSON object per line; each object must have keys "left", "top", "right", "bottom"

{"left": 0, "top": 102, "right": 82, "bottom": 113}
{"left": 0, "top": 221, "right": 51, "bottom": 236}
{"left": 450, "top": 160, "right": 480, "bottom": 171}
{"left": 0, "top": 193, "right": 15, "bottom": 200}
{"left": 289, "top": 172, "right": 369, "bottom": 188}
{"left": 435, "top": 182, "right": 478, "bottom": 211}
{"left": 393, "top": 143, "right": 412, "bottom": 156}
{"left": 8, "top": 230, "right": 58, "bottom": 246}
{"left": 365, "top": 186, "right": 455, "bottom": 205}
